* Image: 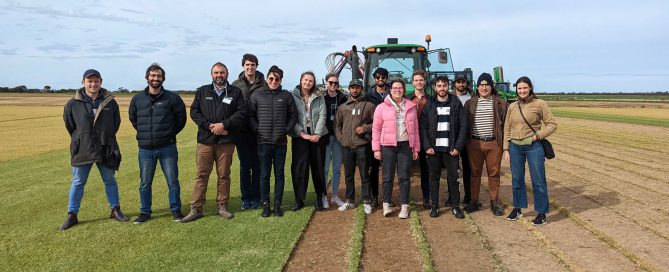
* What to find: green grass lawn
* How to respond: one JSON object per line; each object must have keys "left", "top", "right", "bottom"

{"left": 551, "top": 109, "right": 669, "bottom": 127}
{"left": 0, "top": 124, "right": 313, "bottom": 271}
{"left": 541, "top": 94, "right": 669, "bottom": 102}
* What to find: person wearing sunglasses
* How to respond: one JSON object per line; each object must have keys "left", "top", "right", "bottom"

{"left": 322, "top": 73, "right": 347, "bottom": 208}
{"left": 248, "top": 65, "right": 298, "bottom": 217}
{"left": 364, "top": 67, "right": 389, "bottom": 207}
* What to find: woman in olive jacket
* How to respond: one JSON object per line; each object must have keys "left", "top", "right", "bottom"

{"left": 290, "top": 71, "right": 328, "bottom": 211}
{"left": 503, "top": 76, "right": 557, "bottom": 226}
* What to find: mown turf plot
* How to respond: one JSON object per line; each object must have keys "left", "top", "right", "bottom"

{"left": 0, "top": 123, "right": 311, "bottom": 271}
{"left": 551, "top": 108, "right": 669, "bottom": 127}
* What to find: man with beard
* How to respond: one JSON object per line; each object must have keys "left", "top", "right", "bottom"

{"left": 419, "top": 76, "right": 466, "bottom": 218}
{"left": 453, "top": 73, "right": 473, "bottom": 204}
{"left": 60, "top": 69, "right": 128, "bottom": 231}
{"left": 335, "top": 79, "right": 375, "bottom": 214}
{"left": 232, "top": 53, "right": 265, "bottom": 210}
{"left": 363, "top": 68, "right": 389, "bottom": 206}
{"left": 129, "top": 63, "right": 187, "bottom": 224}
{"left": 182, "top": 62, "right": 247, "bottom": 222}
{"left": 248, "top": 65, "right": 298, "bottom": 217}
{"left": 463, "top": 73, "right": 508, "bottom": 217}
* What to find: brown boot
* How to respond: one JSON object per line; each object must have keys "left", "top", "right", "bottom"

{"left": 110, "top": 206, "right": 129, "bottom": 222}
{"left": 59, "top": 212, "right": 78, "bottom": 231}
{"left": 181, "top": 207, "right": 204, "bottom": 223}
{"left": 218, "top": 204, "right": 234, "bottom": 219}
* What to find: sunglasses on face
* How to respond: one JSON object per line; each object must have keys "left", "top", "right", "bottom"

{"left": 375, "top": 75, "right": 387, "bottom": 80}
{"left": 268, "top": 77, "right": 281, "bottom": 82}
{"left": 327, "top": 81, "right": 339, "bottom": 86}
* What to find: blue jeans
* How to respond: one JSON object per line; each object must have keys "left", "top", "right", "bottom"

{"left": 258, "top": 144, "right": 287, "bottom": 204}
{"left": 138, "top": 144, "right": 181, "bottom": 215}
{"left": 236, "top": 134, "right": 261, "bottom": 207}
{"left": 68, "top": 163, "right": 120, "bottom": 213}
{"left": 510, "top": 141, "right": 549, "bottom": 214}
{"left": 323, "top": 134, "right": 342, "bottom": 197}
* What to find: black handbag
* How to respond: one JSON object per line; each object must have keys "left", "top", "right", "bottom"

{"left": 517, "top": 103, "right": 555, "bottom": 159}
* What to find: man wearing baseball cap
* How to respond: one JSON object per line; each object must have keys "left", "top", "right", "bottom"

{"left": 60, "top": 69, "right": 129, "bottom": 230}
{"left": 453, "top": 72, "right": 473, "bottom": 205}
{"left": 335, "top": 79, "right": 376, "bottom": 214}
{"left": 463, "top": 73, "right": 508, "bottom": 217}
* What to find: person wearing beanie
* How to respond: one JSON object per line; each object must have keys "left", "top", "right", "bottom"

{"left": 463, "top": 73, "right": 509, "bottom": 216}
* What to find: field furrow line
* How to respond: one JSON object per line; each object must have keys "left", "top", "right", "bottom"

{"left": 552, "top": 142, "right": 668, "bottom": 182}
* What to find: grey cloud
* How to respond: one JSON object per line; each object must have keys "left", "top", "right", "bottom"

{"left": 0, "top": 2, "right": 154, "bottom": 26}
{"left": 1, "top": 48, "right": 18, "bottom": 55}
{"left": 37, "top": 44, "right": 80, "bottom": 53}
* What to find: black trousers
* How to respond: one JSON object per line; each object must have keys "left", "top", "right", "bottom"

{"left": 291, "top": 137, "right": 326, "bottom": 204}
{"left": 381, "top": 142, "right": 412, "bottom": 205}
{"left": 426, "top": 150, "right": 461, "bottom": 208}
{"left": 342, "top": 145, "right": 371, "bottom": 203}
{"left": 369, "top": 153, "right": 380, "bottom": 200}
{"left": 460, "top": 147, "right": 472, "bottom": 201}
{"left": 418, "top": 149, "right": 429, "bottom": 200}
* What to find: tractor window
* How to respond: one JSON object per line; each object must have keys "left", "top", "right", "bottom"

{"left": 426, "top": 49, "right": 455, "bottom": 74}
{"left": 367, "top": 51, "right": 423, "bottom": 86}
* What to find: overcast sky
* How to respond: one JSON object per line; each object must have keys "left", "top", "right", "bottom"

{"left": 1, "top": 0, "right": 667, "bottom": 92}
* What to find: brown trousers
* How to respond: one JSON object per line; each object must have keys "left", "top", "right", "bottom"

{"left": 466, "top": 139, "right": 502, "bottom": 202}
{"left": 190, "top": 143, "right": 235, "bottom": 210}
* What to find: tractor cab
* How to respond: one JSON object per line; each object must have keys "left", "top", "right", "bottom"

{"left": 363, "top": 37, "right": 457, "bottom": 95}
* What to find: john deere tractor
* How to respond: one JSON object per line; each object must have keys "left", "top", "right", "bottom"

{"left": 493, "top": 66, "right": 517, "bottom": 102}
{"left": 325, "top": 35, "right": 474, "bottom": 95}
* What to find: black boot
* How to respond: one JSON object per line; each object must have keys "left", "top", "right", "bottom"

{"left": 315, "top": 194, "right": 324, "bottom": 211}
{"left": 261, "top": 201, "right": 271, "bottom": 218}
{"left": 59, "top": 212, "right": 78, "bottom": 231}
{"left": 292, "top": 199, "right": 304, "bottom": 212}
{"left": 464, "top": 200, "right": 480, "bottom": 213}
{"left": 274, "top": 202, "right": 284, "bottom": 217}
{"left": 110, "top": 206, "right": 129, "bottom": 222}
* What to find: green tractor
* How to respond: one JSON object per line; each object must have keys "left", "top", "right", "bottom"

{"left": 325, "top": 35, "right": 474, "bottom": 96}
{"left": 492, "top": 66, "right": 517, "bottom": 102}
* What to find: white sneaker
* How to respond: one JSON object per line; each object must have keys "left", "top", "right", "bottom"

{"left": 399, "top": 204, "right": 410, "bottom": 219}
{"left": 338, "top": 202, "right": 355, "bottom": 211}
{"left": 331, "top": 196, "right": 345, "bottom": 207}
{"left": 363, "top": 204, "right": 372, "bottom": 215}
{"left": 383, "top": 202, "right": 392, "bottom": 217}
{"left": 322, "top": 195, "right": 329, "bottom": 209}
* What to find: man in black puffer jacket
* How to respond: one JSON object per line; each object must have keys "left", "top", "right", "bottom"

{"left": 181, "top": 62, "right": 247, "bottom": 223}
{"left": 248, "top": 65, "right": 298, "bottom": 217}
{"left": 60, "top": 69, "right": 129, "bottom": 231}
{"left": 128, "top": 63, "right": 187, "bottom": 224}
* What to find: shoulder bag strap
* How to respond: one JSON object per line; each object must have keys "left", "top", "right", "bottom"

{"left": 517, "top": 102, "right": 539, "bottom": 136}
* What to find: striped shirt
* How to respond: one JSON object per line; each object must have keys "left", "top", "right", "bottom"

{"left": 473, "top": 98, "right": 494, "bottom": 138}
{"left": 435, "top": 101, "right": 451, "bottom": 152}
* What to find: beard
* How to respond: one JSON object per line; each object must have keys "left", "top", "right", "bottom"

{"left": 149, "top": 80, "right": 162, "bottom": 89}
{"left": 213, "top": 77, "right": 226, "bottom": 86}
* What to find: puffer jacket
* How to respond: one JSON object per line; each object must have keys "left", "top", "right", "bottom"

{"left": 464, "top": 94, "right": 509, "bottom": 148}
{"left": 419, "top": 93, "right": 467, "bottom": 152}
{"left": 371, "top": 96, "right": 420, "bottom": 153}
{"left": 290, "top": 86, "right": 327, "bottom": 137}
{"left": 503, "top": 97, "right": 557, "bottom": 150}
{"left": 63, "top": 88, "right": 121, "bottom": 170}
{"left": 248, "top": 86, "right": 298, "bottom": 145}
{"left": 335, "top": 96, "right": 375, "bottom": 149}
{"left": 190, "top": 82, "right": 247, "bottom": 144}
{"left": 128, "top": 87, "right": 186, "bottom": 149}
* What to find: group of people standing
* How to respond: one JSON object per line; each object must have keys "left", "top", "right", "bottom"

{"left": 59, "top": 53, "right": 557, "bottom": 231}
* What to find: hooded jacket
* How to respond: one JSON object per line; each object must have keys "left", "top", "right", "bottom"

{"left": 248, "top": 85, "right": 298, "bottom": 145}
{"left": 63, "top": 88, "right": 121, "bottom": 170}
{"left": 371, "top": 96, "right": 420, "bottom": 153}
{"left": 190, "top": 82, "right": 247, "bottom": 144}
{"left": 232, "top": 71, "right": 267, "bottom": 135}
{"left": 419, "top": 93, "right": 467, "bottom": 152}
{"left": 128, "top": 87, "right": 186, "bottom": 149}
{"left": 290, "top": 86, "right": 327, "bottom": 137}
{"left": 335, "top": 95, "right": 375, "bottom": 149}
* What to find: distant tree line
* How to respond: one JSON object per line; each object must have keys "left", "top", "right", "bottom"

{"left": 0, "top": 86, "right": 195, "bottom": 94}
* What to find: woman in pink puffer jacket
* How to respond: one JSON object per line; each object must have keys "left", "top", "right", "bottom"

{"left": 372, "top": 79, "right": 420, "bottom": 219}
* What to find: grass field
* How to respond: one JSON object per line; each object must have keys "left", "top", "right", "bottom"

{"left": 0, "top": 102, "right": 312, "bottom": 271}
{"left": 541, "top": 93, "right": 669, "bottom": 102}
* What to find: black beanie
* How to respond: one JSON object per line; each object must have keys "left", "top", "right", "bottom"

{"left": 477, "top": 73, "right": 493, "bottom": 86}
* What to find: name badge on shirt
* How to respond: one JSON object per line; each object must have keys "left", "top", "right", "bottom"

{"left": 222, "top": 97, "right": 233, "bottom": 104}
{"left": 205, "top": 97, "right": 213, "bottom": 100}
